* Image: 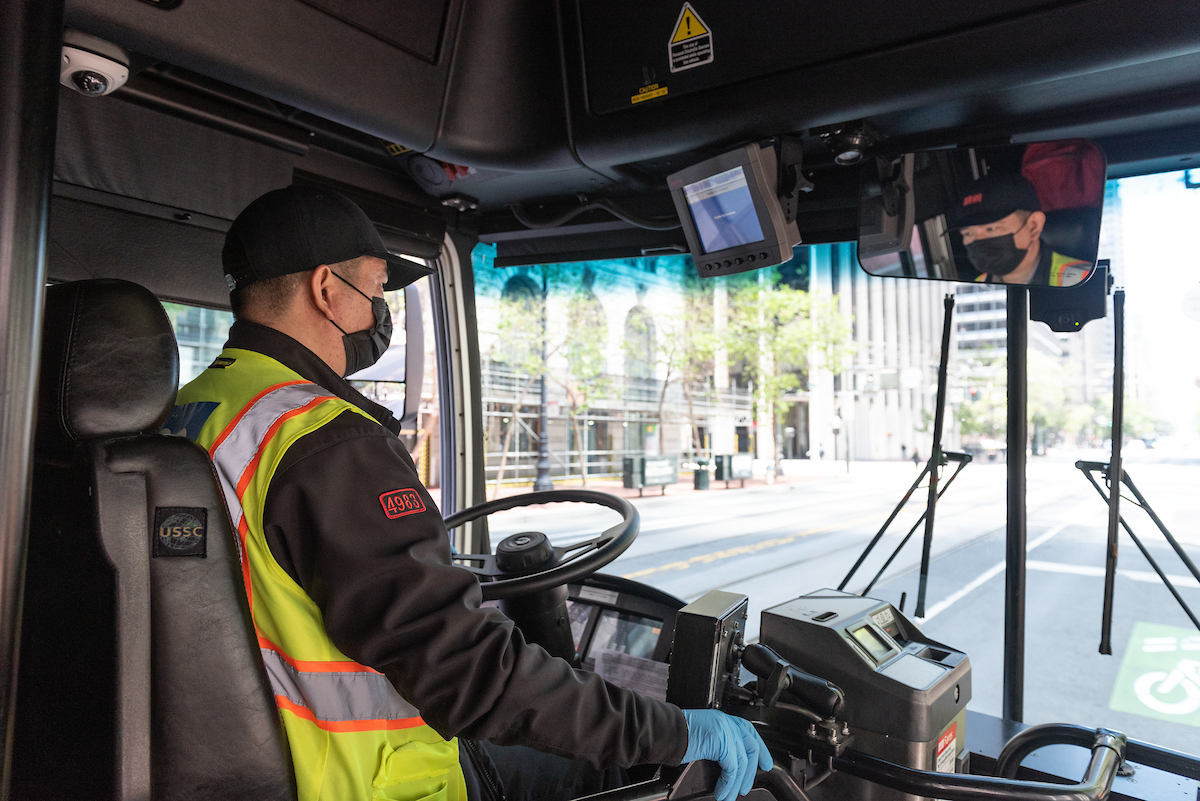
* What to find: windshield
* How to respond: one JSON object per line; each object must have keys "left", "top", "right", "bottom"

{"left": 472, "top": 167, "right": 1200, "bottom": 754}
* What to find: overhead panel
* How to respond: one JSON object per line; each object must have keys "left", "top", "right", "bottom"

{"left": 65, "top": 0, "right": 462, "bottom": 153}
{"left": 579, "top": 0, "right": 1061, "bottom": 115}
{"left": 296, "top": 0, "right": 450, "bottom": 64}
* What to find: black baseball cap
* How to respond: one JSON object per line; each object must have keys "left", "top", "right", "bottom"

{"left": 222, "top": 185, "right": 433, "bottom": 292}
{"left": 955, "top": 173, "right": 1042, "bottom": 228}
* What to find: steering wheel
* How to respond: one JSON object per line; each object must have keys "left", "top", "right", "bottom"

{"left": 444, "top": 490, "right": 639, "bottom": 601}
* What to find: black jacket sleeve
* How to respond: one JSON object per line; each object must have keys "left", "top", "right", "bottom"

{"left": 261, "top": 411, "right": 688, "bottom": 768}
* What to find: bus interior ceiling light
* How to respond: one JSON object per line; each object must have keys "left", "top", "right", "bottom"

{"left": 667, "top": 139, "right": 804, "bottom": 279}
{"left": 60, "top": 29, "right": 129, "bottom": 97}
{"left": 509, "top": 195, "right": 681, "bottom": 231}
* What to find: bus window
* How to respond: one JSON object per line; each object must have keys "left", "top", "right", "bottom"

{"left": 163, "top": 269, "right": 444, "bottom": 495}
{"left": 348, "top": 273, "right": 443, "bottom": 495}
{"left": 468, "top": 168, "right": 1200, "bottom": 759}
{"left": 161, "top": 303, "right": 232, "bottom": 384}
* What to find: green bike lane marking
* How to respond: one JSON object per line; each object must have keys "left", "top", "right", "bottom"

{"left": 1111, "top": 622, "right": 1200, "bottom": 728}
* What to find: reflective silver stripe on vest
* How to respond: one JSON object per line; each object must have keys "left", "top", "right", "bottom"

{"left": 261, "top": 648, "right": 421, "bottom": 723}
{"left": 210, "top": 382, "right": 336, "bottom": 529}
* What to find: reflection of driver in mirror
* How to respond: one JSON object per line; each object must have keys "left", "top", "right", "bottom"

{"left": 957, "top": 174, "right": 1092, "bottom": 286}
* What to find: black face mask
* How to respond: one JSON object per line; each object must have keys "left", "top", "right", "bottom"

{"left": 964, "top": 233, "right": 1028, "bottom": 276}
{"left": 330, "top": 271, "right": 393, "bottom": 375}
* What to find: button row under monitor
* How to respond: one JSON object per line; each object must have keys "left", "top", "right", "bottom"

{"left": 702, "top": 251, "right": 771, "bottom": 271}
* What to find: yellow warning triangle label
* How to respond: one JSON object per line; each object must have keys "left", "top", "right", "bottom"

{"left": 671, "top": 4, "right": 709, "bottom": 43}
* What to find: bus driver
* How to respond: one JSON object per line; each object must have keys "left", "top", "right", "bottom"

{"left": 165, "top": 186, "right": 770, "bottom": 801}
{"left": 958, "top": 173, "right": 1092, "bottom": 287}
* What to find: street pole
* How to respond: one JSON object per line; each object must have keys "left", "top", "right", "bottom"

{"left": 845, "top": 413, "right": 851, "bottom": 474}
{"left": 533, "top": 270, "right": 554, "bottom": 491}
{"left": 775, "top": 407, "right": 784, "bottom": 476}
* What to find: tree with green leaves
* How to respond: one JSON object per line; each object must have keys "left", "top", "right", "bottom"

{"left": 487, "top": 276, "right": 556, "bottom": 498}
{"left": 722, "top": 270, "right": 851, "bottom": 465}
{"left": 628, "top": 277, "right": 717, "bottom": 455}
{"left": 556, "top": 278, "right": 611, "bottom": 485}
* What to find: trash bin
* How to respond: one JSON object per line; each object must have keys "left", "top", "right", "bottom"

{"left": 693, "top": 458, "right": 710, "bottom": 490}
{"left": 623, "top": 456, "right": 644, "bottom": 490}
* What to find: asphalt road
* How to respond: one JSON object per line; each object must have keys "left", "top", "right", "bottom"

{"left": 487, "top": 447, "right": 1200, "bottom": 756}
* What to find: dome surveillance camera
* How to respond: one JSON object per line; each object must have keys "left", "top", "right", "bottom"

{"left": 60, "top": 30, "right": 129, "bottom": 97}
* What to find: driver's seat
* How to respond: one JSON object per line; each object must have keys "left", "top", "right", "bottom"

{"left": 14, "top": 279, "right": 296, "bottom": 800}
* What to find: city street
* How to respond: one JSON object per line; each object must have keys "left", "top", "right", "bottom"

{"left": 486, "top": 448, "right": 1200, "bottom": 755}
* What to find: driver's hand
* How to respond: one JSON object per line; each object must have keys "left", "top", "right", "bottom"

{"left": 680, "top": 709, "right": 772, "bottom": 801}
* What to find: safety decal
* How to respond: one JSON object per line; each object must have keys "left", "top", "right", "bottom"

{"left": 631, "top": 83, "right": 669, "bottom": 105}
{"left": 935, "top": 723, "right": 956, "bottom": 773}
{"left": 380, "top": 488, "right": 427, "bottom": 520}
{"left": 668, "top": 3, "right": 712, "bottom": 74}
{"left": 153, "top": 507, "right": 207, "bottom": 557}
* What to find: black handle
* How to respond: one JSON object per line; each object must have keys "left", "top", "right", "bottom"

{"left": 741, "top": 643, "right": 845, "bottom": 718}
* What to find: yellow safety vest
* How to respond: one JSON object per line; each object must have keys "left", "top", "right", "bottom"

{"left": 973, "top": 250, "right": 1092, "bottom": 287}
{"left": 1046, "top": 251, "right": 1091, "bottom": 287}
{"left": 171, "top": 348, "right": 466, "bottom": 801}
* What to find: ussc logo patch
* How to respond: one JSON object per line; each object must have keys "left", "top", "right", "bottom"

{"left": 153, "top": 507, "right": 207, "bottom": 557}
{"left": 380, "top": 488, "right": 426, "bottom": 520}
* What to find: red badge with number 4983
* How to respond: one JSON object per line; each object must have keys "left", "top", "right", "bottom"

{"left": 379, "top": 488, "right": 426, "bottom": 519}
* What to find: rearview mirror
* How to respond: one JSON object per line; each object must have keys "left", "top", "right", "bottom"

{"left": 857, "top": 140, "right": 1106, "bottom": 287}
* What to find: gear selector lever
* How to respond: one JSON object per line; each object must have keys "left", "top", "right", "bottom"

{"left": 741, "top": 643, "right": 845, "bottom": 718}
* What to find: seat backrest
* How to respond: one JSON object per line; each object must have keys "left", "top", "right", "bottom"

{"left": 1040, "top": 207, "right": 1102, "bottom": 264}
{"left": 15, "top": 279, "right": 295, "bottom": 801}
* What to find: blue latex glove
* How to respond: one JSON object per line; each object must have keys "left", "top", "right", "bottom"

{"left": 681, "top": 709, "right": 773, "bottom": 801}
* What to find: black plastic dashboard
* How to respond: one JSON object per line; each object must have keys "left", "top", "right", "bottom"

{"left": 566, "top": 574, "right": 684, "bottom": 699}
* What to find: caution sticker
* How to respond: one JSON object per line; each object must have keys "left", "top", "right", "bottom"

{"left": 668, "top": 3, "right": 713, "bottom": 73}
{"left": 935, "top": 722, "right": 956, "bottom": 773}
{"left": 632, "top": 83, "right": 669, "bottom": 105}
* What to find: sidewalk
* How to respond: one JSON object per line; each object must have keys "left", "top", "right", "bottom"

{"left": 424, "top": 458, "right": 935, "bottom": 509}
{"left": 427, "top": 465, "right": 841, "bottom": 508}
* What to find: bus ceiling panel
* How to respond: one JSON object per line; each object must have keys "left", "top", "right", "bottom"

{"left": 872, "top": 52, "right": 1200, "bottom": 153}
{"left": 55, "top": 88, "right": 296, "bottom": 223}
{"left": 480, "top": 195, "right": 857, "bottom": 270}
{"left": 1095, "top": 122, "right": 1200, "bottom": 179}
{"left": 292, "top": 0, "right": 448, "bottom": 64}
{"left": 579, "top": 0, "right": 1060, "bottom": 116}
{"left": 874, "top": 50, "right": 1200, "bottom": 140}
{"left": 567, "top": 0, "right": 1200, "bottom": 170}
{"left": 488, "top": 224, "right": 689, "bottom": 269}
{"left": 293, "top": 147, "right": 446, "bottom": 215}
{"left": 417, "top": 165, "right": 630, "bottom": 214}
{"left": 1020, "top": 106, "right": 1200, "bottom": 155}
{"left": 425, "top": 0, "right": 577, "bottom": 172}
{"left": 64, "top": 0, "right": 461, "bottom": 154}
{"left": 48, "top": 198, "right": 232, "bottom": 310}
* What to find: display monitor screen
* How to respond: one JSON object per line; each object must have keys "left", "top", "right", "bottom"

{"left": 586, "top": 610, "right": 662, "bottom": 662}
{"left": 683, "top": 166, "right": 766, "bottom": 254}
{"left": 852, "top": 625, "right": 893, "bottom": 663}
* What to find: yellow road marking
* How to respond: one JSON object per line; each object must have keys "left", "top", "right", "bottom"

{"left": 620, "top": 514, "right": 881, "bottom": 580}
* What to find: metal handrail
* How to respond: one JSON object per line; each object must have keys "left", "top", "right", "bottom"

{"left": 835, "top": 727, "right": 1126, "bottom": 801}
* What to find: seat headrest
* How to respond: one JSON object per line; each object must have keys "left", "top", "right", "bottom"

{"left": 38, "top": 280, "right": 179, "bottom": 443}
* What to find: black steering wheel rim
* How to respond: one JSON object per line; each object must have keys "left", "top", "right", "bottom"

{"left": 444, "top": 490, "right": 639, "bottom": 601}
